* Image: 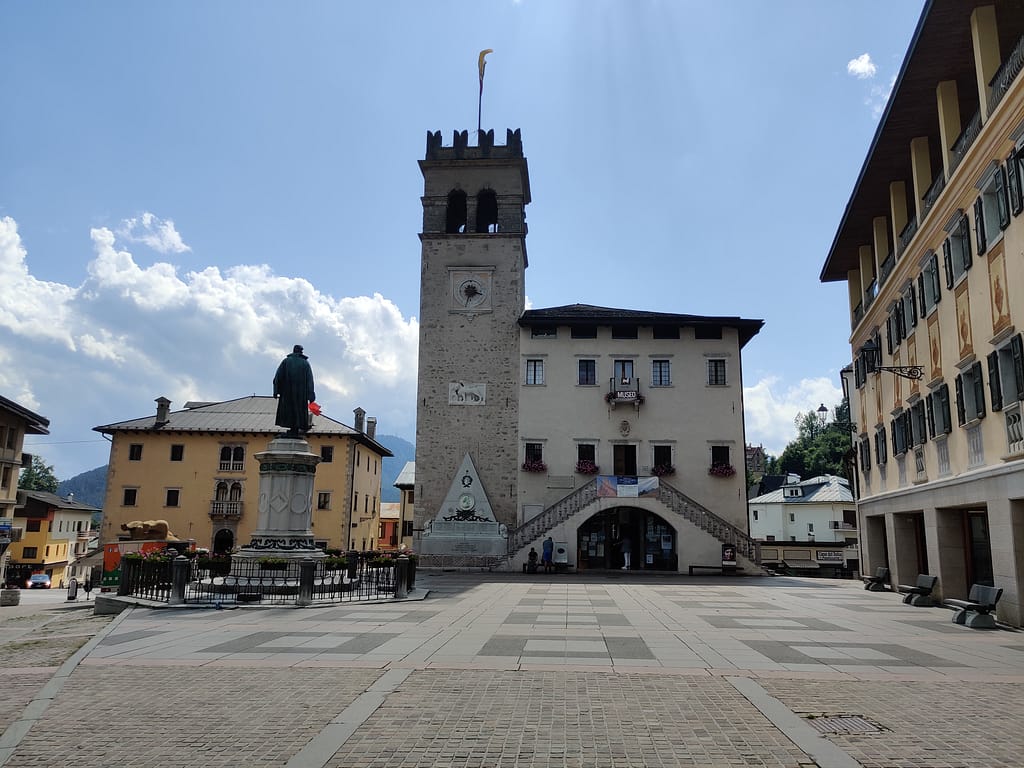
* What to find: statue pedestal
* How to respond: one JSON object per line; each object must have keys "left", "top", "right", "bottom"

{"left": 232, "top": 437, "right": 325, "bottom": 571}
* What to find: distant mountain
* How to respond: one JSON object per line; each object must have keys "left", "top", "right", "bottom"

{"left": 378, "top": 434, "right": 414, "bottom": 502}
{"left": 57, "top": 466, "right": 107, "bottom": 510}
{"left": 54, "top": 434, "right": 414, "bottom": 507}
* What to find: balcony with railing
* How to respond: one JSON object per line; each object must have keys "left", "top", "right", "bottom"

{"left": 606, "top": 377, "right": 643, "bottom": 407}
{"left": 897, "top": 217, "right": 918, "bottom": 256}
{"left": 878, "top": 251, "right": 895, "bottom": 286}
{"left": 852, "top": 301, "right": 864, "bottom": 330}
{"left": 1007, "top": 408, "right": 1024, "bottom": 457}
{"left": 950, "top": 110, "right": 982, "bottom": 174}
{"left": 989, "top": 35, "right": 1024, "bottom": 115}
{"left": 218, "top": 461, "right": 245, "bottom": 472}
{"left": 922, "top": 172, "right": 947, "bottom": 218}
{"left": 864, "top": 279, "right": 877, "bottom": 310}
{"left": 209, "top": 500, "right": 243, "bottom": 518}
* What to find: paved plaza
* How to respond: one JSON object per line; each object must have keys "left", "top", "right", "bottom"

{"left": 3, "top": 573, "right": 1024, "bottom": 767}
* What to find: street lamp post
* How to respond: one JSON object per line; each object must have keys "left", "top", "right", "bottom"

{"left": 860, "top": 339, "right": 924, "bottom": 380}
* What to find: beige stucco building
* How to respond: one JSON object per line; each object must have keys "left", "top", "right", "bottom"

{"left": 94, "top": 396, "right": 391, "bottom": 554}
{"left": 412, "top": 130, "right": 764, "bottom": 572}
{"left": 821, "top": 1, "right": 1024, "bottom": 623}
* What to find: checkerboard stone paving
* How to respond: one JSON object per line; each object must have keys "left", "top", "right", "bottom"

{"left": 325, "top": 670, "right": 813, "bottom": 768}
{"left": 5, "top": 666, "right": 384, "bottom": 768}
{"left": 761, "top": 679, "right": 1024, "bottom": 768}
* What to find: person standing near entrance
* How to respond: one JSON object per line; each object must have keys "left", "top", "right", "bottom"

{"left": 542, "top": 536, "right": 554, "bottom": 573}
{"left": 619, "top": 534, "right": 632, "bottom": 570}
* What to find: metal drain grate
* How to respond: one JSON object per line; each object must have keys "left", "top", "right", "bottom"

{"left": 806, "top": 715, "right": 884, "bottom": 735}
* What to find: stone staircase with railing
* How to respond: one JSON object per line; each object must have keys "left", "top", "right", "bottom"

{"left": 417, "top": 477, "right": 762, "bottom": 572}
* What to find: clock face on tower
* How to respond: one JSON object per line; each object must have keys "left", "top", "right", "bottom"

{"left": 450, "top": 269, "right": 494, "bottom": 312}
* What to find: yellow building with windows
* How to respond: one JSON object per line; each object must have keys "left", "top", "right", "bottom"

{"left": 94, "top": 396, "right": 391, "bottom": 554}
{"left": 6, "top": 490, "right": 98, "bottom": 589}
{"left": 821, "top": 1, "right": 1024, "bottom": 624}
{"left": 0, "top": 396, "right": 49, "bottom": 523}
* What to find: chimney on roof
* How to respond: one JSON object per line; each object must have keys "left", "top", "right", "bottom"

{"left": 155, "top": 397, "right": 171, "bottom": 426}
{"left": 353, "top": 407, "right": 365, "bottom": 433}
{"left": 366, "top": 417, "right": 377, "bottom": 440}
{"left": 67, "top": 493, "right": 74, "bottom": 503}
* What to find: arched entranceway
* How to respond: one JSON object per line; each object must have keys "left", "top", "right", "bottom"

{"left": 577, "top": 507, "right": 677, "bottom": 571}
{"left": 213, "top": 528, "right": 234, "bottom": 555}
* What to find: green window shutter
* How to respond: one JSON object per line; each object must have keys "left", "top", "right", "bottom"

{"left": 926, "top": 393, "right": 936, "bottom": 438}
{"left": 1009, "top": 150, "right": 1023, "bottom": 215}
{"left": 943, "top": 240, "right": 954, "bottom": 288}
{"left": 954, "top": 375, "right": 966, "bottom": 426}
{"left": 917, "top": 273, "right": 926, "bottom": 311}
{"left": 959, "top": 216, "right": 972, "bottom": 271}
{"left": 886, "top": 315, "right": 894, "bottom": 355}
{"left": 974, "top": 197, "right": 987, "bottom": 255}
{"left": 940, "top": 384, "right": 953, "bottom": 433}
{"left": 1012, "top": 334, "right": 1024, "bottom": 401}
{"left": 931, "top": 251, "right": 942, "bottom": 302}
{"left": 988, "top": 351, "right": 1003, "bottom": 412}
{"left": 996, "top": 166, "right": 1010, "bottom": 229}
{"left": 972, "top": 361, "right": 986, "bottom": 419}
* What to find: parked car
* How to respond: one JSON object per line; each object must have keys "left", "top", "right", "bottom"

{"left": 26, "top": 574, "right": 51, "bottom": 589}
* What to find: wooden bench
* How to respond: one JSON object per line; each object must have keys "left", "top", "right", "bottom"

{"left": 688, "top": 565, "right": 742, "bottom": 576}
{"left": 861, "top": 566, "right": 891, "bottom": 592}
{"left": 897, "top": 574, "right": 938, "bottom": 606}
{"left": 943, "top": 584, "right": 1003, "bottom": 628}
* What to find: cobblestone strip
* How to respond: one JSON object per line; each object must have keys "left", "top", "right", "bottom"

{"left": 726, "top": 676, "right": 860, "bottom": 768}
{"left": 0, "top": 607, "right": 131, "bottom": 766}
{"left": 285, "top": 668, "right": 413, "bottom": 768}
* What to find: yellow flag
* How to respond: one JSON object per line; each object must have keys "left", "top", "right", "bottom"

{"left": 478, "top": 49, "right": 493, "bottom": 84}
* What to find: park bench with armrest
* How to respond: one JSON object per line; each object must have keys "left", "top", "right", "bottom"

{"left": 942, "top": 584, "right": 1003, "bottom": 629}
{"left": 897, "top": 574, "right": 938, "bottom": 606}
{"left": 861, "top": 566, "right": 891, "bottom": 591}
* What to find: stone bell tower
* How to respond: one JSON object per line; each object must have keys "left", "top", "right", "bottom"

{"left": 414, "top": 129, "right": 531, "bottom": 558}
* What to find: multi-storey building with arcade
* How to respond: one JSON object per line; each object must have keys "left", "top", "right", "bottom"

{"left": 821, "top": 0, "right": 1024, "bottom": 624}
{"left": 412, "top": 129, "right": 763, "bottom": 572}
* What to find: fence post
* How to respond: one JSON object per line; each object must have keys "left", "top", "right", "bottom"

{"left": 394, "top": 556, "right": 409, "bottom": 599}
{"left": 297, "top": 558, "right": 315, "bottom": 607}
{"left": 170, "top": 555, "right": 189, "bottom": 605}
{"left": 117, "top": 559, "right": 135, "bottom": 596}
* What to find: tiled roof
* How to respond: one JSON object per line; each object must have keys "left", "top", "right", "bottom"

{"left": 749, "top": 474, "right": 854, "bottom": 504}
{"left": 93, "top": 396, "right": 391, "bottom": 456}
{"left": 18, "top": 489, "right": 100, "bottom": 513}
{"left": 0, "top": 395, "right": 50, "bottom": 435}
{"left": 519, "top": 304, "right": 764, "bottom": 347}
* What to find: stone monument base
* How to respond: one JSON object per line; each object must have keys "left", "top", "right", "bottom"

{"left": 417, "top": 520, "right": 508, "bottom": 557}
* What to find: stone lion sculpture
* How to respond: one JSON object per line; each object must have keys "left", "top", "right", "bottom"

{"left": 120, "top": 520, "right": 180, "bottom": 541}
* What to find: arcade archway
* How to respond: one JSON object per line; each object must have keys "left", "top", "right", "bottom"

{"left": 213, "top": 528, "right": 234, "bottom": 555}
{"left": 577, "top": 507, "right": 677, "bottom": 571}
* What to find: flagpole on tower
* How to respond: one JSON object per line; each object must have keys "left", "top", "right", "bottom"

{"left": 477, "top": 49, "right": 493, "bottom": 135}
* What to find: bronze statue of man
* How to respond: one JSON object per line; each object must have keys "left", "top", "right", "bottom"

{"left": 273, "top": 345, "right": 316, "bottom": 437}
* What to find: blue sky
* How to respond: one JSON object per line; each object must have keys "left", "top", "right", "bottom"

{"left": 1, "top": 1, "right": 925, "bottom": 478}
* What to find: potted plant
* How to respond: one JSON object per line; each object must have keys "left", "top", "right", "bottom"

{"left": 257, "top": 556, "right": 288, "bottom": 571}
{"left": 521, "top": 459, "right": 547, "bottom": 473}
{"left": 367, "top": 555, "right": 395, "bottom": 568}
{"left": 198, "top": 552, "right": 232, "bottom": 575}
{"left": 708, "top": 463, "right": 737, "bottom": 478}
{"left": 323, "top": 556, "right": 348, "bottom": 571}
{"left": 575, "top": 459, "right": 600, "bottom": 475}
{"left": 652, "top": 464, "right": 676, "bottom": 477}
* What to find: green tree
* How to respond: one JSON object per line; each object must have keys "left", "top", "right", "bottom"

{"left": 775, "top": 401, "right": 856, "bottom": 482}
{"left": 18, "top": 455, "right": 59, "bottom": 493}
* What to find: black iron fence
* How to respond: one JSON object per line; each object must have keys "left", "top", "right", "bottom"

{"left": 116, "top": 552, "right": 416, "bottom": 607}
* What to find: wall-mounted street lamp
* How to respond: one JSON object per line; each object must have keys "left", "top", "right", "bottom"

{"left": 817, "top": 403, "right": 858, "bottom": 433}
{"left": 860, "top": 339, "right": 924, "bottom": 380}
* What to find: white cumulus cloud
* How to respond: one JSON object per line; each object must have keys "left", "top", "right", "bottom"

{"left": 1, "top": 214, "right": 419, "bottom": 478}
{"left": 115, "top": 212, "right": 191, "bottom": 254}
{"left": 846, "top": 53, "right": 877, "bottom": 79}
{"left": 743, "top": 375, "right": 844, "bottom": 458}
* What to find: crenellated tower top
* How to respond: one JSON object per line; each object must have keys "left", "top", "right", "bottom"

{"left": 425, "top": 129, "right": 524, "bottom": 161}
